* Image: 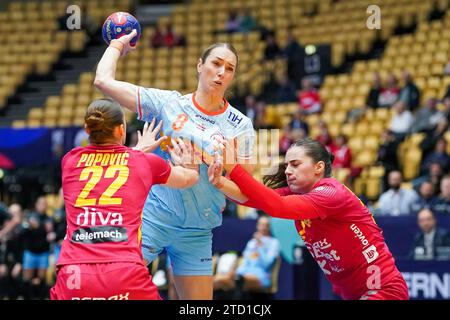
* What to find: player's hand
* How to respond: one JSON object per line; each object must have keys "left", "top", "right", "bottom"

{"left": 111, "top": 29, "right": 138, "bottom": 57}
{"left": 221, "top": 138, "right": 238, "bottom": 172}
{"left": 168, "top": 138, "right": 199, "bottom": 171}
{"left": 134, "top": 119, "right": 167, "bottom": 153}
{"left": 208, "top": 151, "right": 224, "bottom": 188}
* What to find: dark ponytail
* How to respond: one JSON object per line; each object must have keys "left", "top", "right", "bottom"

{"left": 263, "top": 163, "right": 288, "bottom": 189}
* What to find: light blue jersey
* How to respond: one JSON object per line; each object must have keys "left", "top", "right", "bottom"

{"left": 136, "top": 87, "right": 255, "bottom": 275}
{"left": 136, "top": 87, "right": 255, "bottom": 229}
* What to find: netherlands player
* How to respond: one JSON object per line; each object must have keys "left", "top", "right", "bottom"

{"left": 94, "top": 30, "right": 255, "bottom": 299}
{"left": 208, "top": 138, "right": 409, "bottom": 300}
{"left": 50, "top": 99, "right": 199, "bottom": 300}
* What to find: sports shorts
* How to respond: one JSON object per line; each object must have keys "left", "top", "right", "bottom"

{"left": 50, "top": 262, "right": 161, "bottom": 300}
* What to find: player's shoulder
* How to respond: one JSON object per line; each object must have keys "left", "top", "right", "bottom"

{"left": 223, "top": 104, "right": 254, "bottom": 129}
{"left": 310, "top": 178, "right": 342, "bottom": 197}
{"left": 62, "top": 146, "right": 85, "bottom": 161}
{"left": 314, "top": 177, "right": 341, "bottom": 189}
{"left": 141, "top": 86, "right": 182, "bottom": 96}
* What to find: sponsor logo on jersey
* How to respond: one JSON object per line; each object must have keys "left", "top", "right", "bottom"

{"left": 73, "top": 207, "right": 127, "bottom": 244}
{"left": 350, "top": 223, "right": 379, "bottom": 263}
{"left": 72, "top": 292, "right": 130, "bottom": 300}
{"left": 195, "top": 114, "right": 215, "bottom": 125}
{"left": 76, "top": 207, "right": 123, "bottom": 226}
{"left": 227, "top": 111, "right": 243, "bottom": 127}
{"left": 362, "top": 245, "right": 379, "bottom": 264}
{"left": 72, "top": 226, "right": 128, "bottom": 244}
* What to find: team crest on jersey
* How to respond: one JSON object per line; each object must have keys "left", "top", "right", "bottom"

{"left": 210, "top": 132, "right": 225, "bottom": 142}
{"left": 302, "top": 219, "right": 312, "bottom": 228}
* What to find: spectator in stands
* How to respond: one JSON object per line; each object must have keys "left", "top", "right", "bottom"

{"left": 0, "top": 202, "right": 9, "bottom": 229}
{"left": 263, "top": 34, "right": 281, "bottom": 61}
{"left": 225, "top": 11, "right": 241, "bottom": 33}
{"left": 329, "top": 134, "right": 351, "bottom": 170}
{"left": 291, "top": 128, "right": 307, "bottom": 144}
{"left": 260, "top": 72, "right": 279, "bottom": 102}
{"left": 163, "top": 23, "right": 185, "bottom": 48}
{"left": 298, "top": 78, "right": 322, "bottom": 114}
{"left": 410, "top": 181, "right": 439, "bottom": 215}
{"left": 419, "top": 117, "right": 449, "bottom": 161}
{"left": 274, "top": 75, "right": 297, "bottom": 103}
{"left": 243, "top": 94, "right": 258, "bottom": 121}
{"left": 398, "top": 71, "right": 420, "bottom": 111}
{"left": 441, "top": 97, "right": 450, "bottom": 123}
{"left": 254, "top": 101, "right": 270, "bottom": 130}
{"left": 389, "top": 101, "right": 414, "bottom": 140}
{"left": 213, "top": 251, "right": 239, "bottom": 298}
{"left": 366, "top": 73, "right": 382, "bottom": 109}
{"left": 280, "top": 125, "right": 293, "bottom": 155}
{"left": 150, "top": 25, "right": 165, "bottom": 48}
{"left": 412, "top": 161, "right": 444, "bottom": 196}
{"left": 410, "top": 208, "right": 450, "bottom": 260}
{"left": 22, "top": 196, "right": 54, "bottom": 299}
{"left": 288, "top": 109, "right": 309, "bottom": 136}
{"left": 315, "top": 120, "right": 333, "bottom": 150}
{"left": 410, "top": 97, "right": 444, "bottom": 134}
{"left": 238, "top": 9, "right": 256, "bottom": 33}
{"left": 420, "top": 138, "right": 450, "bottom": 174}
{"left": 283, "top": 27, "right": 302, "bottom": 89}
{"left": 434, "top": 175, "right": 450, "bottom": 215}
{"left": 377, "top": 170, "right": 419, "bottom": 216}
{"left": 443, "top": 85, "right": 450, "bottom": 100}
{"left": 377, "top": 129, "right": 401, "bottom": 174}
{"left": 51, "top": 188, "right": 66, "bottom": 264}
{"left": 214, "top": 216, "right": 280, "bottom": 299}
{"left": 0, "top": 204, "right": 24, "bottom": 299}
{"left": 378, "top": 74, "right": 400, "bottom": 108}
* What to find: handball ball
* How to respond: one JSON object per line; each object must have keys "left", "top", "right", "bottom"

{"left": 102, "top": 12, "right": 141, "bottom": 46}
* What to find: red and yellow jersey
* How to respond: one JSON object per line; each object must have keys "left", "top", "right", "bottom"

{"left": 230, "top": 165, "right": 406, "bottom": 300}
{"left": 57, "top": 144, "right": 171, "bottom": 266}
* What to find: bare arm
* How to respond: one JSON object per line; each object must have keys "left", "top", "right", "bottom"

{"left": 215, "top": 176, "right": 249, "bottom": 203}
{"left": 94, "top": 30, "right": 139, "bottom": 111}
{"left": 164, "top": 165, "right": 199, "bottom": 189}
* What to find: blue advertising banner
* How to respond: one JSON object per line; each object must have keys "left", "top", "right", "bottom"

{"left": 0, "top": 127, "right": 84, "bottom": 168}
{"left": 397, "top": 260, "right": 450, "bottom": 300}
{"left": 0, "top": 128, "right": 52, "bottom": 168}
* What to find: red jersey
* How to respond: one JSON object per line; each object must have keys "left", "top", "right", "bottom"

{"left": 329, "top": 144, "right": 352, "bottom": 169}
{"left": 298, "top": 89, "right": 321, "bottom": 114}
{"left": 57, "top": 144, "right": 171, "bottom": 266}
{"left": 230, "top": 165, "right": 407, "bottom": 300}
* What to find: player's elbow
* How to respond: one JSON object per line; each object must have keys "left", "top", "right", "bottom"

{"left": 93, "top": 76, "right": 105, "bottom": 90}
{"left": 183, "top": 170, "right": 200, "bottom": 188}
{"left": 94, "top": 75, "right": 112, "bottom": 91}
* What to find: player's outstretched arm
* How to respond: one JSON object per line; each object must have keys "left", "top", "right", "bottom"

{"left": 94, "top": 29, "right": 139, "bottom": 112}
{"left": 217, "top": 141, "right": 320, "bottom": 220}
{"left": 208, "top": 151, "right": 249, "bottom": 203}
{"left": 164, "top": 166, "right": 199, "bottom": 189}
